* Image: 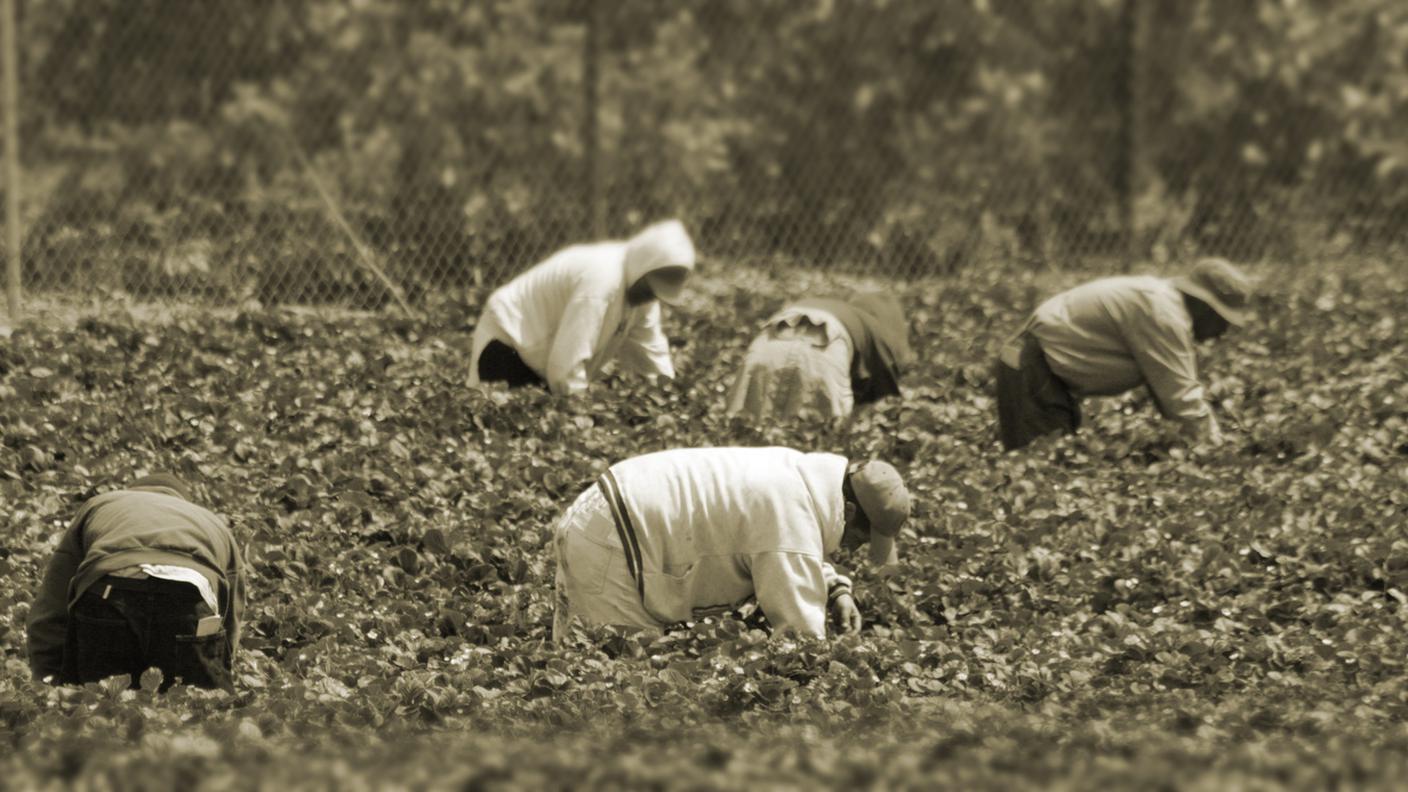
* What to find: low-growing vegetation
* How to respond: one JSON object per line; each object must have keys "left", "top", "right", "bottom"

{"left": 1, "top": 261, "right": 1405, "bottom": 788}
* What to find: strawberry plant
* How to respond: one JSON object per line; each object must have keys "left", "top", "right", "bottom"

{"left": 1, "top": 260, "right": 1405, "bottom": 787}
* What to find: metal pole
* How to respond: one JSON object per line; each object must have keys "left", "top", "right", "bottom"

{"left": 1116, "top": 0, "right": 1145, "bottom": 267}
{"left": 583, "top": 0, "right": 605, "bottom": 239}
{"left": 2, "top": 0, "right": 19, "bottom": 319}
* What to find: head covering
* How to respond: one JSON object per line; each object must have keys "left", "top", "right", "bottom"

{"left": 849, "top": 461, "right": 909, "bottom": 565}
{"left": 1171, "top": 257, "right": 1254, "bottom": 326}
{"left": 792, "top": 291, "right": 914, "bottom": 405}
{"left": 623, "top": 219, "right": 696, "bottom": 305}
{"left": 129, "top": 473, "right": 195, "bottom": 502}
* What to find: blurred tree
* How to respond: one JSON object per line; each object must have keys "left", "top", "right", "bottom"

{"left": 35, "top": 0, "right": 309, "bottom": 126}
{"left": 10, "top": 0, "right": 1408, "bottom": 301}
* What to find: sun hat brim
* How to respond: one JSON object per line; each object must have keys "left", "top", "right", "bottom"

{"left": 1171, "top": 275, "right": 1249, "bottom": 326}
{"left": 868, "top": 532, "right": 898, "bottom": 566}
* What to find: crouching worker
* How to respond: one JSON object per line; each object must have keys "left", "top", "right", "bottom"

{"left": 551, "top": 446, "right": 910, "bottom": 641}
{"left": 469, "top": 219, "right": 696, "bottom": 395}
{"left": 995, "top": 257, "right": 1255, "bottom": 450}
{"left": 727, "top": 292, "right": 913, "bottom": 421}
{"left": 26, "top": 474, "right": 244, "bottom": 691}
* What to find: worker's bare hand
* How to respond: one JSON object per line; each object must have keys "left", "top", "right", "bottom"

{"left": 831, "top": 592, "right": 862, "bottom": 635}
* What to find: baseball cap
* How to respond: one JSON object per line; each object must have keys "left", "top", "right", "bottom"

{"left": 1171, "top": 257, "right": 1255, "bottom": 326}
{"left": 849, "top": 461, "right": 910, "bottom": 565}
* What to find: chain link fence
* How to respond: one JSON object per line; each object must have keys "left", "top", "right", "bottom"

{"left": 4, "top": 0, "right": 1407, "bottom": 310}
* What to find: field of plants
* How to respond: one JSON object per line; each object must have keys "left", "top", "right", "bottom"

{"left": 1, "top": 260, "right": 1406, "bottom": 789}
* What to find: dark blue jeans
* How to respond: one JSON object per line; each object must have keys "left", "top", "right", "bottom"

{"left": 477, "top": 340, "right": 545, "bottom": 388}
{"left": 62, "top": 575, "right": 233, "bottom": 692}
{"left": 995, "top": 334, "right": 1082, "bottom": 450}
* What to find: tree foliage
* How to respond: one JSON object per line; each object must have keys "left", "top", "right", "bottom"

{"left": 13, "top": 0, "right": 1408, "bottom": 298}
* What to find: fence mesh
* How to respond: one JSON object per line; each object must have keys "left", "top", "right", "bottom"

{"left": 5, "top": 0, "right": 1408, "bottom": 309}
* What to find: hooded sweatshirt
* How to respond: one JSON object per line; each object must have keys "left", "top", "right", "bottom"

{"left": 599, "top": 446, "right": 849, "bottom": 638}
{"left": 470, "top": 220, "right": 696, "bottom": 395}
{"left": 26, "top": 486, "right": 245, "bottom": 680}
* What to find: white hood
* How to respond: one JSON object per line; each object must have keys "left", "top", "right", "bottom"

{"left": 623, "top": 220, "right": 696, "bottom": 302}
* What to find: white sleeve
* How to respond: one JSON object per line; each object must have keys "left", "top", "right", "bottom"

{"left": 822, "top": 562, "right": 853, "bottom": 601}
{"left": 1122, "top": 299, "right": 1213, "bottom": 432}
{"left": 614, "top": 301, "right": 676, "bottom": 379}
{"left": 546, "top": 296, "right": 611, "bottom": 396}
{"left": 749, "top": 552, "right": 828, "bottom": 639}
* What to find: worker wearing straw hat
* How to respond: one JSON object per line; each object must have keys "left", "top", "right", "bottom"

{"left": 995, "top": 257, "right": 1255, "bottom": 450}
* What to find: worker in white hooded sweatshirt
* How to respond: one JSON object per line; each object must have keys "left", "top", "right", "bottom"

{"left": 468, "top": 219, "right": 696, "bottom": 395}
{"left": 551, "top": 446, "right": 910, "bottom": 641}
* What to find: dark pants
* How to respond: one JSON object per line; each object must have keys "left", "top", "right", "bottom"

{"left": 477, "top": 339, "right": 545, "bottom": 388}
{"left": 995, "top": 335, "right": 1082, "bottom": 450}
{"left": 60, "top": 575, "right": 233, "bottom": 692}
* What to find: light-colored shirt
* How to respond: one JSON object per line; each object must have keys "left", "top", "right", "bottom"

{"left": 769, "top": 306, "right": 854, "bottom": 364}
{"left": 141, "top": 564, "right": 221, "bottom": 613}
{"left": 470, "top": 241, "right": 674, "bottom": 395}
{"left": 1030, "top": 276, "right": 1213, "bottom": 431}
{"left": 606, "top": 447, "right": 852, "bottom": 638}
{"left": 727, "top": 306, "right": 855, "bottom": 419}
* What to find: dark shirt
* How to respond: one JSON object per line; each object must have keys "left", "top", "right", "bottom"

{"left": 26, "top": 487, "right": 244, "bottom": 680}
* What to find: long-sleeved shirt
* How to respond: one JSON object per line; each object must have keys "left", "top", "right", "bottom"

{"left": 26, "top": 487, "right": 245, "bottom": 681}
{"left": 603, "top": 447, "right": 851, "bottom": 638}
{"left": 792, "top": 293, "right": 912, "bottom": 405}
{"left": 727, "top": 306, "right": 856, "bottom": 419}
{"left": 1030, "top": 276, "right": 1214, "bottom": 432}
{"left": 469, "top": 241, "right": 675, "bottom": 395}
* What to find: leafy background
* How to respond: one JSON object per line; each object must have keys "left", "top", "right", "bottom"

{"left": 11, "top": 0, "right": 1408, "bottom": 304}
{"left": 2, "top": 260, "right": 1406, "bottom": 788}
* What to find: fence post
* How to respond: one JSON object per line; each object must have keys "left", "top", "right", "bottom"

{"left": 2, "top": 0, "right": 19, "bottom": 319}
{"left": 1115, "top": 0, "right": 1146, "bottom": 267}
{"left": 582, "top": 0, "right": 605, "bottom": 239}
